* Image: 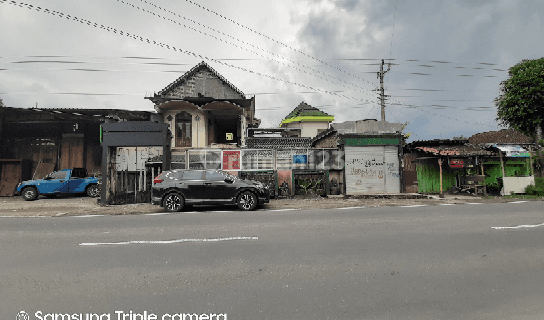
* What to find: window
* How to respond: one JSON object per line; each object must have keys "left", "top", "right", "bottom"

{"left": 47, "top": 171, "right": 68, "bottom": 180}
{"left": 205, "top": 170, "right": 225, "bottom": 181}
{"left": 175, "top": 112, "right": 192, "bottom": 148}
{"left": 181, "top": 171, "right": 204, "bottom": 180}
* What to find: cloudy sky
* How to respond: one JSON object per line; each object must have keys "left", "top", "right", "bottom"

{"left": 1, "top": 0, "right": 543, "bottom": 141}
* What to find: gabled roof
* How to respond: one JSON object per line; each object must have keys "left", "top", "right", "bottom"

{"left": 469, "top": 129, "right": 534, "bottom": 145}
{"left": 311, "top": 127, "right": 339, "bottom": 147}
{"left": 280, "top": 102, "right": 334, "bottom": 125}
{"left": 156, "top": 61, "right": 245, "bottom": 98}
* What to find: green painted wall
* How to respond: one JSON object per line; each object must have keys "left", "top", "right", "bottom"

{"left": 482, "top": 160, "right": 531, "bottom": 185}
{"left": 416, "top": 157, "right": 531, "bottom": 194}
{"left": 416, "top": 159, "right": 462, "bottom": 193}
{"left": 343, "top": 137, "right": 400, "bottom": 146}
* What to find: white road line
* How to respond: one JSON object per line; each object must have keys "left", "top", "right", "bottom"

{"left": 466, "top": 203, "right": 482, "bottom": 205}
{"left": 146, "top": 212, "right": 172, "bottom": 216}
{"left": 0, "top": 216, "right": 50, "bottom": 218}
{"left": 492, "top": 223, "right": 544, "bottom": 230}
{"left": 211, "top": 211, "right": 231, "bottom": 213}
{"left": 80, "top": 236, "right": 258, "bottom": 246}
{"left": 337, "top": 206, "right": 365, "bottom": 210}
{"left": 74, "top": 215, "right": 105, "bottom": 217}
{"left": 401, "top": 205, "right": 427, "bottom": 208}
{"left": 269, "top": 209, "right": 299, "bottom": 212}
{"left": 439, "top": 204, "right": 456, "bottom": 206}
{"left": 508, "top": 201, "right": 530, "bottom": 204}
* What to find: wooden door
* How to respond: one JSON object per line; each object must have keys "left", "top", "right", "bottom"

{"left": 60, "top": 134, "right": 84, "bottom": 169}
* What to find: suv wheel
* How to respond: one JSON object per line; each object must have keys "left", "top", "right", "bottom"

{"left": 237, "top": 191, "right": 257, "bottom": 211}
{"left": 22, "top": 187, "right": 39, "bottom": 201}
{"left": 163, "top": 192, "right": 184, "bottom": 212}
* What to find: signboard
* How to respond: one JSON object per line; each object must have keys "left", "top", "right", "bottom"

{"left": 448, "top": 158, "right": 474, "bottom": 169}
{"left": 293, "top": 155, "right": 308, "bottom": 164}
{"left": 226, "top": 133, "right": 233, "bottom": 141}
{"left": 222, "top": 150, "right": 241, "bottom": 170}
{"left": 449, "top": 159, "right": 464, "bottom": 168}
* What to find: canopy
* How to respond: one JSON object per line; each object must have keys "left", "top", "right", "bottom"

{"left": 493, "top": 145, "right": 530, "bottom": 157}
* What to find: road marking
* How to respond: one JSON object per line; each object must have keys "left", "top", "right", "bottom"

{"left": 74, "top": 215, "right": 105, "bottom": 217}
{"left": 508, "top": 201, "right": 530, "bottom": 204}
{"left": 211, "top": 211, "right": 231, "bottom": 213}
{"left": 439, "top": 204, "right": 455, "bottom": 206}
{"left": 492, "top": 223, "right": 544, "bottom": 230}
{"left": 269, "top": 209, "right": 299, "bottom": 212}
{"left": 147, "top": 212, "right": 172, "bottom": 216}
{"left": 337, "top": 206, "right": 365, "bottom": 210}
{"left": 401, "top": 205, "right": 427, "bottom": 208}
{"left": 466, "top": 203, "right": 482, "bottom": 205}
{"left": 79, "top": 236, "right": 258, "bottom": 246}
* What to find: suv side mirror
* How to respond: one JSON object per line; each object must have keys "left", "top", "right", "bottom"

{"left": 224, "top": 177, "right": 234, "bottom": 183}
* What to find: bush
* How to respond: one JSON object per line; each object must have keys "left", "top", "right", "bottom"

{"left": 525, "top": 184, "right": 544, "bottom": 196}
{"left": 536, "top": 177, "right": 544, "bottom": 189}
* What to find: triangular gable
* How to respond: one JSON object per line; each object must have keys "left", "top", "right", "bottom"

{"left": 281, "top": 102, "right": 334, "bottom": 125}
{"left": 157, "top": 61, "right": 245, "bottom": 99}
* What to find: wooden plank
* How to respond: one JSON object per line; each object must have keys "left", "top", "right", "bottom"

{"left": 0, "top": 162, "right": 22, "bottom": 196}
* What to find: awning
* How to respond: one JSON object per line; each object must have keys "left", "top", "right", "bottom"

{"left": 493, "top": 145, "right": 530, "bottom": 157}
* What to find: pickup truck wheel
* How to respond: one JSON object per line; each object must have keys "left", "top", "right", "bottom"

{"left": 22, "top": 187, "right": 38, "bottom": 201}
{"left": 237, "top": 191, "right": 257, "bottom": 211}
{"left": 163, "top": 193, "right": 184, "bottom": 212}
{"left": 86, "top": 184, "right": 100, "bottom": 198}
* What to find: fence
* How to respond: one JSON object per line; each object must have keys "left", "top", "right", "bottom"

{"left": 162, "top": 148, "right": 344, "bottom": 171}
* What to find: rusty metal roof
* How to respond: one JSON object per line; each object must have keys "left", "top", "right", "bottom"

{"left": 413, "top": 144, "right": 497, "bottom": 156}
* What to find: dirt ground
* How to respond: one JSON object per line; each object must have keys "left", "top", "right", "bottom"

{"left": 1, "top": 193, "right": 541, "bottom": 217}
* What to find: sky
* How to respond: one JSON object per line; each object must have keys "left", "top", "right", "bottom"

{"left": 1, "top": 0, "right": 543, "bottom": 142}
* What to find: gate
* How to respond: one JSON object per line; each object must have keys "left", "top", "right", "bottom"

{"left": 293, "top": 170, "right": 327, "bottom": 196}
{"left": 239, "top": 171, "right": 277, "bottom": 198}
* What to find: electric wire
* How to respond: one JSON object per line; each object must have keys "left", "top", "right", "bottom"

{"left": 0, "top": 0, "right": 378, "bottom": 106}
{"left": 0, "top": 0, "right": 501, "bottom": 129}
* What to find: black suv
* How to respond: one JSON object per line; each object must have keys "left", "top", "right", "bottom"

{"left": 151, "top": 169, "right": 270, "bottom": 212}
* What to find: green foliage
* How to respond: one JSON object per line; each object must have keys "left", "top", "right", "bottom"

{"left": 536, "top": 177, "right": 544, "bottom": 189}
{"left": 495, "top": 58, "right": 544, "bottom": 137}
{"left": 524, "top": 184, "right": 544, "bottom": 196}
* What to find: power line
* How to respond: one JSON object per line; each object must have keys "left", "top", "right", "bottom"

{"left": 0, "top": 1, "right": 502, "bottom": 130}
{"left": 115, "top": 0, "right": 384, "bottom": 103}
{"left": 0, "top": 0, "right": 372, "bottom": 104}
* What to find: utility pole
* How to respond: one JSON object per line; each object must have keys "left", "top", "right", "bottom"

{"left": 377, "top": 59, "right": 391, "bottom": 121}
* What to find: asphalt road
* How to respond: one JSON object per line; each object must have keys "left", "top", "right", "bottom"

{"left": 1, "top": 201, "right": 544, "bottom": 320}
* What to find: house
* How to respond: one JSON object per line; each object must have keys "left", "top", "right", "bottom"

{"left": 145, "top": 61, "right": 261, "bottom": 150}
{"left": 404, "top": 129, "right": 536, "bottom": 195}
{"left": 279, "top": 102, "right": 334, "bottom": 138}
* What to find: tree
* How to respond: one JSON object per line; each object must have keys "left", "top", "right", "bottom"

{"left": 495, "top": 58, "right": 544, "bottom": 145}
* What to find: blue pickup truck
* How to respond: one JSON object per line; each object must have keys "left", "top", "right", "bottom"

{"left": 16, "top": 168, "right": 101, "bottom": 201}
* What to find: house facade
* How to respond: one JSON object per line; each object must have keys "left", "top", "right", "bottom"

{"left": 280, "top": 102, "right": 334, "bottom": 138}
{"left": 146, "top": 61, "right": 260, "bottom": 150}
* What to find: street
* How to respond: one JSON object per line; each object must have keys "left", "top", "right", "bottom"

{"left": 2, "top": 201, "right": 544, "bottom": 319}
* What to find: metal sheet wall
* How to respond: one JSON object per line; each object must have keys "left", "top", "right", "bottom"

{"left": 345, "top": 146, "right": 400, "bottom": 195}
